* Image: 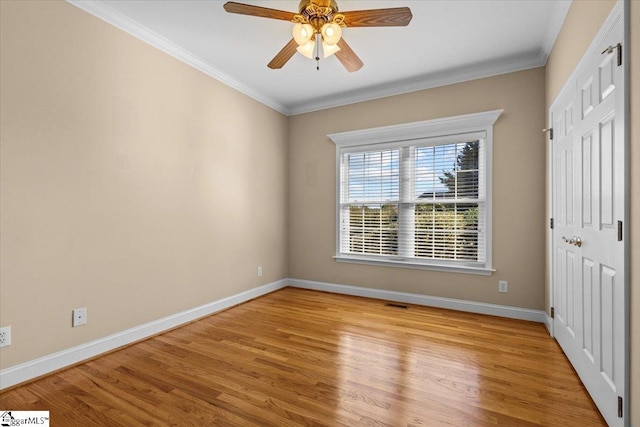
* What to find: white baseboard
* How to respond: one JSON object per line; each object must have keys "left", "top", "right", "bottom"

{"left": 544, "top": 313, "right": 554, "bottom": 336}
{"left": 288, "top": 278, "right": 547, "bottom": 323}
{"left": 1, "top": 277, "right": 548, "bottom": 390}
{"left": 0, "top": 279, "right": 288, "bottom": 390}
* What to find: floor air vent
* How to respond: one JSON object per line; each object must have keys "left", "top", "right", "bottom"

{"left": 385, "top": 302, "right": 408, "bottom": 309}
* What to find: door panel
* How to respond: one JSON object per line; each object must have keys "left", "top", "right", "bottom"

{"left": 565, "top": 149, "right": 574, "bottom": 225}
{"left": 551, "top": 86, "right": 577, "bottom": 351}
{"left": 600, "top": 264, "right": 615, "bottom": 389}
{"left": 566, "top": 250, "right": 576, "bottom": 335}
{"left": 581, "top": 77, "right": 594, "bottom": 118}
{"left": 550, "top": 11, "right": 625, "bottom": 426}
{"left": 582, "top": 133, "right": 592, "bottom": 226}
{"left": 600, "top": 113, "right": 615, "bottom": 226}
{"left": 582, "top": 258, "right": 594, "bottom": 360}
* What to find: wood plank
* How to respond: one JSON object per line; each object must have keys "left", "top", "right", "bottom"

{"left": 335, "top": 39, "right": 363, "bottom": 72}
{"left": 0, "top": 287, "right": 606, "bottom": 426}
{"left": 267, "top": 38, "right": 298, "bottom": 69}
{"left": 223, "top": 2, "right": 296, "bottom": 22}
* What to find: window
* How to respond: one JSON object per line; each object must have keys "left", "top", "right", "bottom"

{"left": 328, "top": 110, "right": 502, "bottom": 275}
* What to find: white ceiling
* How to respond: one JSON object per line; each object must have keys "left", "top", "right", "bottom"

{"left": 68, "top": 0, "right": 571, "bottom": 115}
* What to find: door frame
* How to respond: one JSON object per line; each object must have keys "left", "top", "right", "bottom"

{"left": 546, "top": 0, "right": 629, "bottom": 423}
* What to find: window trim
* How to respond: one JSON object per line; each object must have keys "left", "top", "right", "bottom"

{"left": 328, "top": 110, "right": 503, "bottom": 275}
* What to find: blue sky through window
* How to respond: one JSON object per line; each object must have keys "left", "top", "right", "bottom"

{"left": 415, "top": 144, "right": 457, "bottom": 198}
{"left": 347, "top": 144, "right": 465, "bottom": 203}
{"left": 347, "top": 149, "right": 399, "bottom": 203}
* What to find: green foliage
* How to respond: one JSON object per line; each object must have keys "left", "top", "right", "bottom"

{"left": 348, "top": 203, "right": 478, "bottom": 260}
{"left": 414, "top": 204, "right": 478, "bottom": 260}
{"left": 349, "top": 204, "right": 398, "bottom": 255}
{"left": 439, "top": 141, "right": 479, "bottom": 198}
{"left": 347, "top": 141, "right": 481, "bottom": 261}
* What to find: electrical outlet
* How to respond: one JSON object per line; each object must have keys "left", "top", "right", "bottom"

{"left": 72, "top": 308, "right": 87, "bottom": 327}
{"left": 257, "top": 266, "right": 263, "bottom": 277}
{"left": 498, "top": 280, "right": 508, "bottom": 293}
{"left": 0, "top": 326, "right": 11, "bottom": 347}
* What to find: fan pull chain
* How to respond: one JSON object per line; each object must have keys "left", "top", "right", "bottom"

{"left": 315, "top": 33, "right": 320, "bottom": 70}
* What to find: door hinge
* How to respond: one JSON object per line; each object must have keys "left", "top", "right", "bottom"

{"left": 617, "top": 43, "right": 622, "bottom": 66}
{"left": 550, "top": 218, "right": 554, "bottom": 229}
{"left": 543, "top": 128, "right": 554, "bottom": 140}
{"left": 550, "top": 307, "right": 555, "bottom": 319}
{"left": 618, "top": 220, "right": 623, "bottom": 241}
{"left": 618, "top": 396, "right": 623, "bottom": 418}
{"left": 602, "top": 43, "right": 622, "bottom": 66}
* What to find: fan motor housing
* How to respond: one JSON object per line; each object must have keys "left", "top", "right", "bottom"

{"left": 298, "top": 0, "right": 338, "bottom": 17}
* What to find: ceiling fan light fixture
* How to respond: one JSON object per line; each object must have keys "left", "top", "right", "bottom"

{"left": 296, "top": 40, "right": 316, "bottom": 59}
{"left": 223, "top": 1, "right": 413, "bottom": 72}
{"left": 293, "top": 23, "right": 315, "bottom": 46}
{"left": 321, "top": 22, "right": 342, "bottom": 45}
{"left": 322, "top": 41, "right": 341, "bottom": 58}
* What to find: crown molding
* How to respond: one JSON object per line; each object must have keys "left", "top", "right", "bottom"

{"left": 288, "top": 53, "right": 543, "bottom": 116}
{"left": 289, "top": 1, "right": 571, "bottom": 115}
{"left": 65, "top": 0, "right": 290, "bottom": 115}
{"left": 66, "top": 0, "right": 571, "bottom": 117}
{"left": 539, "top": 0, "right": 572, "bottom": 65}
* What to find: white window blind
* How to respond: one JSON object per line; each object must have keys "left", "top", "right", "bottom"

{"left": 341, "top": 149, "right": 400, "bottom": 256}
{"left": 330, "top": 110, "right": 501, "bottom": 274}
{"left": 412, "top": 140, "right": 485, "bottom": 262}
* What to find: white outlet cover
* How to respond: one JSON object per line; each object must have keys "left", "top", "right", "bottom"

{"left": 73, "top": 308, "right": 87, "bottom": 327}
{"left": 0, "top": 326, "right": 11, "bottom": 347}
{"left": 498, "top": 281, "right": 508, "bottom": 293}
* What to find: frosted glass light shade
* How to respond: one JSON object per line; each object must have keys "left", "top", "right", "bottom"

{"left": 321, "top": 22, "right": 342, "bottom": 45}
{"left": 293, "top": 23, "right": 314, "bottom": 46}
{"left": 322, "top": 41, "right": 341, "bottom": 58}
{"left": 296, "top": 40, "right": 315, "bottom": 59}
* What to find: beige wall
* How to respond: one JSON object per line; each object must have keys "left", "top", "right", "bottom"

{"left": 544, "top": 0, "right": 638, "bottom": 424}
{"left": 0, "top": 0, "right": 289, "bottom": 369}
{"left": 1, "top": 0, "right": 637, "bottom": 422}
{"left": 289, "top": 67, "right": 546, "bottom": 310}
{"left": 545, "top": 0, "right": 618, "bottom": 104}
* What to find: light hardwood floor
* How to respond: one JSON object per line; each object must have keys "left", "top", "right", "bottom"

{"left": 0, "top": 287, "right": 605, "bottom": 426}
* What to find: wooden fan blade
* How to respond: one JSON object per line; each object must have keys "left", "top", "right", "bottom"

{"left": 223, "top": 2, "right": 296, "bottom": 21}
{"left": 335, "top": 39, "right": 363, "bottom": 72}
{"left": 268, "top": 38, "right": 299, "bottom": 69}
{"left": 341, "top": 7, "right": 413, "bottom": 27}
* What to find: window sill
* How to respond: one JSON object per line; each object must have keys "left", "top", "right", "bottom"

{"left": 333, "top": 255, "right": 495, "bottom": 276}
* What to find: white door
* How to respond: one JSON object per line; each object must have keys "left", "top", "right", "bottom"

{"left": 550, "top": 9, "right": 626, "bottom": 427}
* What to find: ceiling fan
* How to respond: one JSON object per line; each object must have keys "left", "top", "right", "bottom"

{"left": 223, "top": 0, "right": 412, "bottom": 72}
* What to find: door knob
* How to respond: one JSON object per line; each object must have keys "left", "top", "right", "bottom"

{"left": 562, "top": 236, "right": 582, "bottom": 247}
